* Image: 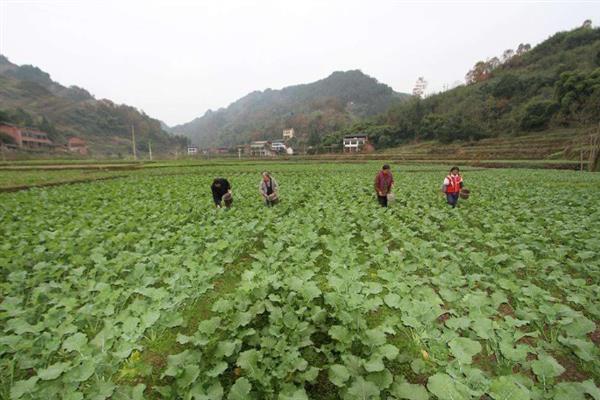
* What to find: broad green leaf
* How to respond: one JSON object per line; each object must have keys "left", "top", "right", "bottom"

{"left": 215, "top": 340, "right": 237, "bottom": 358}
{"left": 581, "top": 379, "right": 600, "bottom": 400}
{"left": 37, "top": 361, "right": 70, "bottom": 380}
{"left": 426, "top": 373, "right": 470, "bottom": 400}
{"left": 558, "top": 336, "right": 595, "bottom": 361}
{"left": 391, "top": 378, "right": 429, "bottom": 400}
{"left": 363, "top": 328, "right": 386, "bottom": 347}
{"left": 488, "top": 376, "right": 530, "bottom": 400}
{"left": 65, "top": 359, "right": 96, "bottom": 382}
{"left": 178, "top": 364, "right": 200, "bottom": 388}
{"left": 329, "top": 325, "right": 352, "bottom": 343}
{"left": 132, "top": 384, "right": 146, "bottom": 400}
{"left": 237, "top": 349, "right": 261, "bottom": 378}
{"left": 228, "top": 377, "right": 251, "bottom": 400}
{"left": 531, "top": 355, "right": 565, "bottom": 379}
{"left": 379, "top": 344, "right": 399, "bottom": 360}
{"left": 62, "top": 332, "right": 88, "bottom": 353}
{"left": 328, "top": 364, "right": 350, "bottom": 387}
{"left": 207, "top": 361, "right": 228, "bottom": 377}
{"left": 384, "top": 293, "right": 401, "bottom": 308}
{"left": 346, "top": 376, "right": 379, "bottom": 400}
{"left": 10, "top": 376, "right": 39, "bottom": 399}
{"left": 87, "top": 379, "right": 116, "bottom": 400}
{"left": 364, "top": 355, "right": 385, "bottom": 372}
{"left": 162, "top": 350, "right": 191, "bottom": 378}
{"left": 471, "top": 317, "right": 494, "bottom": 340}
{"left": 448, "top": 337, "right": 482, "bottom": 364}
{"left": 366, "top": 369, "right": 393, "bottom": 390}
{"left": 552, "top": 382, "right": 587, "bottom": 400}
{"left": 446, "top": 317, "right": 471, "bottom": 330}
{"left": 278, "top": 384, "right": 309, "bottom": 400}
{"left": 563, "top": 316, "right": 595, "bottom": 337}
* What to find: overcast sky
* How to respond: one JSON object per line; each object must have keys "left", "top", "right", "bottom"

{"left": 0, "top": 0, "right": 598, "bottom": 126}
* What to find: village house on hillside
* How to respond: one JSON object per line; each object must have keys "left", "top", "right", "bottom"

{"left": 0, "top": 123, "right": 53, "bottom": 149}
{"left": 343, "top": 135, "right": 373, "bottom": 153}
{"left": 187, "top": 146, "right": 198, "bottom": 155}
{"left": 249, "top": 141, "right": 274, "bottom": 157}
{"left": 67, "top": 137, "right": 88, "bottom": 155}
{"left": 271, "top": 141, "right": 294, "bottom": 155}
{"left": 283, "top": 128, "right": 295, "bottom": 139}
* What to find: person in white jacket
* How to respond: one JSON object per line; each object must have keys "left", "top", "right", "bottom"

{"left": 259, "top": 172, "right": 279, "bottom": 207}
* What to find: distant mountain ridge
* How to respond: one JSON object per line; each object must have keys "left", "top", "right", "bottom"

{"left": 173, "top": 70, "right": 410, "bottom": 147}
{"left": 0, "top": 55, "right": 187, "bottom": 155}
{"left": 321, "top": 23, "right": 600, "bottom": 150}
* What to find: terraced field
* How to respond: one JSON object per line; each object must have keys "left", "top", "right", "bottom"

{"left": 0, "top": 163, "right": 598, "bottom": 399}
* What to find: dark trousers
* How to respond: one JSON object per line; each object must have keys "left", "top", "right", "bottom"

{"left": 446, "top": 193, "right": 459, "bottom": 208}
{"left": 377, "top": 195, "right": 388, "bottom": 207}
{"left": 214, "top": 195, "right": 232, "bottom": 208}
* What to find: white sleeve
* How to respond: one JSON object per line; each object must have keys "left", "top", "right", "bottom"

{"left": 443, "top": 177, "right": 450, "bottom": 185}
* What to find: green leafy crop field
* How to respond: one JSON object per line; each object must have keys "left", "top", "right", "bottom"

{"left": 0, "top": 163, "right": 599, "bottom": 399}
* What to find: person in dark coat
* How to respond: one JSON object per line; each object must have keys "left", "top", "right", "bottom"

{"left": 211, "top": 178, "right": 233, "bottom": 208}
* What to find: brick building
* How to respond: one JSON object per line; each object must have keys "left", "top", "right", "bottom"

{"left": 67, "top": 137, "right": 88, "bottom": 155}
{"left": 0, "top": 123, "right": 53, "bottom": 149}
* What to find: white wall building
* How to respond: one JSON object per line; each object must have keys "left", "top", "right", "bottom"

{"left": 250, "top": 141, "right": 274, "bottom": 157}
{"left": 283, "top": 128, "right": 295, "bottom": 139}
{"left": 343, "top": 135, "right": 368, "bottom": 153}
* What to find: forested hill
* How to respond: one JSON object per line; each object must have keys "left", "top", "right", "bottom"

{"left": 0, "top": 55, "right": 187, "bottom": 155}
{"left": 172, "top": 70, "right": 410, "bottom": 147}
{"left": 323, "top": 23, "right": 600, "bottom": 149}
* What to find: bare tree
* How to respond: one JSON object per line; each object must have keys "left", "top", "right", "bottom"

{"left": 412, "top": 77, "right": 427, "bottom": 98}
{"left": 516, "top": 43, "right": 531, "bottom": 56}
{"left": 502, "top": 49, "right": 515, "bottom": 63}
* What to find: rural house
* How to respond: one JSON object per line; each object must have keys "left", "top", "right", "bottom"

{"left": 67, "top": 137, "right": 88, "bottom": 155}
{"left": 187, "top": 146, "right": 198, "bottom": 155}
{"left": 0, "top": 123, "right": 53, "bottom": 149}
{"left": 283, "top": 128, "right": 295, "bottom": 139}
{"left": 250, "top": 141, "right": 274, "bottom": 157}
{"left": 343, "top": 135, "right": 370, "bottom": 153}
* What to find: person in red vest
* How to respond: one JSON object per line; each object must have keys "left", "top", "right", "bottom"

{"left": 374, "top": 164, "right": 394, "bottom": 207}
{"left": 442, "top": 166, "right": 464, "bottom": 208}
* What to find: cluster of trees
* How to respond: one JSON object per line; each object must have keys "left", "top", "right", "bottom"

{"left": 0, "top": 108, "right": 59, "bottom": 141}
{"left": 173, "top": 70, "right": 408, "bottom": 147}
{"left": 318, "top": 23, "right": 600, "bottom": 150}
{"left": 0, "top": 55, "right": 188, "bottom": 155}
{"left": 465, "top": 43, "right": 532, "bottom": 84}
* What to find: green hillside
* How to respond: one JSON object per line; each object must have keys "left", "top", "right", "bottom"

{"left": 0, "top": 56, "right": 187, "bottom": 157}
{"left": 172, "top": 70, "right": 410, "bottom": 147}
{"left": 322, "top": 24, "right": 600, "bottom": 150}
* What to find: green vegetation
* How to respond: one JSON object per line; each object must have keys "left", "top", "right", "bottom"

{"left": 1, "top": 162, "right": 599, "bottom": 399}
{"left": 322, "top": 25, "right": 600, "bottom": 150}
{"left": 0, "top": 55, "right": 188, "bottom": 156}
{"left": 172, "top": 70, "right": 409, "bottom": 147}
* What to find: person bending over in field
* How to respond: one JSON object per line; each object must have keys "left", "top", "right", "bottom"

{"left": 259, "top": 171, "right": 279, "bottom": 207}
{"left": 211, "top": 177, "right": 233, "bottom": 208}
{"left": 442, "top": 166, "right": 463, "bottom": 208}
{"left": 374, "top": 164, "right": 394, "bottom": 207}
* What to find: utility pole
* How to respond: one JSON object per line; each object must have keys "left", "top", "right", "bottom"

{"left": 131, "top": 124, "right": 137, "bottom": 161}
{"left": 148, "top": 140, "right": 153, "bottom": 161}
{"left": 238, "top": 147, "right": 242, "bottom": 160}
